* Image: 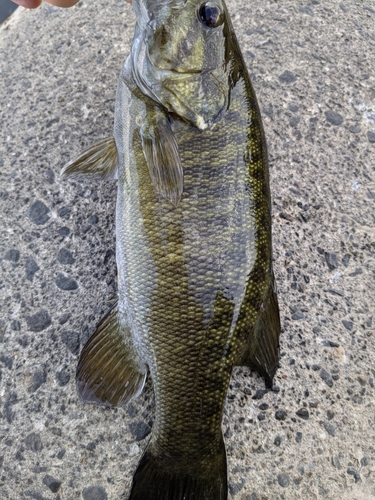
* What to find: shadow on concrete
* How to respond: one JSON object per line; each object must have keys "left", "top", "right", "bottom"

{"left": 0, "top": 0, "right": 18, "bottom": 25}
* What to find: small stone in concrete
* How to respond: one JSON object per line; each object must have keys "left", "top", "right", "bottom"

{"left": 0, "top": 355, "right": 13, "bottom": 369}
{"left": 296, "top": 432, "right": 302, "bottom": 443}
{"left": 246, "top": 494, "right": 260, "bottom": 500}
{"left": 60, "top": 330, "right": 80, "bottom": 355}
{"left": 24, "top": 432, "right": 43, "bottom": 452}
{"left": 55, "top": 273, "right": 78, "bottom": 291}
{"left": 325, "top": 110, "right": 344, "bottom": 126}
{"left": 27, "top": 370, "right": 47, "bottom": 393}
{"left": 320, "top": 368, "right": 333, "bottom": 387}
{"left": 348, "top": 268, "right": 363, "bottom": 276}
{"left": 57, "top": 206, "right": 70, "bottom": 218}
{"left": 82, "top": 486, "right": 108, "bottom": 500}
{"left": 327, "top": 409, "right": 335, "bottom": 420}
{"left": 43, "top": 169, "right": 55, "bottom": 184}
{"left": 278, "top": 70, "right": 296, "bottom": 84}
{"left": 11, "top": 320, "right": 21, "bottom": 331}
{"left": 4, "top": 249, "right": 20, "bottom": 262}
{"left": 361, "top": 457, "right": 368, "bottom": 467}
{"left": 228, "top": 478, "right": 245, "bottom": 496}
{"left": 58, "top": 313, "right": 71, "bottom": 325}
{"left": 323, "top": 422, "right": 336, "bottom": 436}
{"left": 292, "top": 311, "right": 305, "bottom": 320}
{"left": 367, "top": 131, "right": 375, "bottom": 143}
{"left": 26, "top": 256, "right": 40, "bottom": 281}
{"left": 4, "top": 392, "right": 18, "bottom": 424}
{"left": 342, "top": 320, "right": 353, "bottom": 331}
{"left": 339, "top": 2, "right": 348, "bottom": 12}
{"left": 277, "top": 473, "right": 290, "bottom": 488}
{"left": 275, "top": 410, "right": 287, "bottom": 421}
{"left": 252, "top": 389, "right": 268, "bottom": 400}
{"left": 28, "top": 200, "right": 50, "bottom": 225}
{"left": 26, "top": 310, "right": 51, "bottom": 332}
{"left": 57, "top": 248, "right": 75, "bottom": 265}
{"left": 88, "top": 214, "right": 99, "bottom": 224}
{"left": 58, "top": 226, "right": 70, "bottom": 237}
{"left": 347, "top": 467, "right": 361, "bottom": 483}
{"left": 43, "top": 474, "right": 61, "bottom": 493}
{"left": 324, "top": 252, "right": 338, "bottom": 270}
{"left": 129, "top": 421, "right": 151, "bottom": 441}
{"left": 56, "top": 369, "right": 70, "bottom": 386}
{"left": 23, "top": 489, "right": 44, "bottom": 500}
{"left": 296, "top": 408, "right": 309, "bottom": 420}
{"left": 57, "top": 449, "right": 66, "bottom": 459}
{"left": 299, "top": 6, "right": 314, "bottom": 15}
{"left": 342, "top": 253, "right": 350, "bottom": 266}
{"left": 274, "top": 435, "right": 282, "bottom": 446}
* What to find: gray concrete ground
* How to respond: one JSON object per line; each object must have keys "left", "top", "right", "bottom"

{"left": 0, "top": 1, "right": 374, "bottom": 499}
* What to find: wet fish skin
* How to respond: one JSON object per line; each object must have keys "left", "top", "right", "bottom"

{"left": 62, "top": 1, "right": 281, "bottom": 498}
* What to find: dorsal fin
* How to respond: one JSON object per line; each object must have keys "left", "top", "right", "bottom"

{"left": 61, "top": 137, "right": 118, "bottom": 181}
{"left": 76, "top": 300, "right": 147, "bottom": 407}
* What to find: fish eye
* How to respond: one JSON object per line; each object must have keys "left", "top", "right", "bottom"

{"left": 198, "top": 2, "right": 224, "bottom": 29}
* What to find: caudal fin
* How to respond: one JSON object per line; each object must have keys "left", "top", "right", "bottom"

{"left": 129, "top": 439, "right": 227, "bottom": 500}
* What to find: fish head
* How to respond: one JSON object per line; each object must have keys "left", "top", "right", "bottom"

{"left": 131, "top": 0, "right": 234, "bottom": 130}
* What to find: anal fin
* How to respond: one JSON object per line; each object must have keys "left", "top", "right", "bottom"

{"left": 61, "top": 137, "right": 118, "bottom": 181}
{"left": 240, "top": 275, "right": 280, "bottom": 387}
{"left": 76, "top": 299, "right": 147, "bottom": 407}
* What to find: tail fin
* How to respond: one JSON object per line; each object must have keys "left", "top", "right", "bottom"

{"left": 129, "top": 438, "right": 227, "bottom": 500}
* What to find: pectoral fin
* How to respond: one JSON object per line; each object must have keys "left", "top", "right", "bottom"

{"left": 140, "top": 109, "right": 183, "bottom": 206}
{"left": 61, "top": 137, "right": 118, "bottom": 180}
{"left": 76, "top": 299, "right": 147, "bottom": 407}
{"left": 239, "top": 275, "right": 280, "bottom": 387}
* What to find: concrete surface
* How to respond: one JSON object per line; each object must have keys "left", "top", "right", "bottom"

{"left": 0, "top": 1, "right": 374, "bottom": 499}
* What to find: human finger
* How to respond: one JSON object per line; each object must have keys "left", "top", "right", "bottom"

{"left": 11, "top": 0, "right": 42, "bottom": 8}
{"left": 12, "top": 0, "right": 79, "bottom": 7}
{"left": 45, "top": 0, "right": 80, "bottom": 6}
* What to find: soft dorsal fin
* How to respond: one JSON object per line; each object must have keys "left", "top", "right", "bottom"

{"left": 61, "top": 137, "right": 118, "bottom": 181}
{"left": 139, "top": 107, "right": 183, "bottom": 206}
{"left": 76, "top": 300, "right": 147, "bottom": 407}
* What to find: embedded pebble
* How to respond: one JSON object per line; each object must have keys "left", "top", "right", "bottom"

{"left": 25, "top": 310, "right": 52, "bottom": 332}
{"left": 129, "top": 421, "right": 151, "bottom": 441}
{"left": 277, "top": 473, "right": 290, "bottom": 488}
{"left": 25, "top": 256, "right": 40, "bottom": 281}
{"left": 28, "top": 200, "right": 51, "bottom": 225}
{"left": 82, "top": 486, "right": 108, "bottom": 500}
{"left": 57, "top": 248, "right": 75, "bottom": 265}
{"left": 42, "top": 474, "right": 62, "bottom": 493}
{"left": 55, "top": 273, "right": 78, "bottom": 291}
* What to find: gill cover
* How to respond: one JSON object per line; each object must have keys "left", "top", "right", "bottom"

{"left": 131, "top": 0, "right": 230, "bottom": 130}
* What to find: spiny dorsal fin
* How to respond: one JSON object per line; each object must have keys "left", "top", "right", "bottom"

{"left": 61, "top": 137, "right": 118, "bottom": 181}
{"left": 140, "top": 109, "right": 183, "bottom": 207}
{"left": 76, "top": 300, "right": 147, "bottom": 407}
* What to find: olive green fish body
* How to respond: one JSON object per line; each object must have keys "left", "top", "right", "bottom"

{"left": 62, "top": 1, "right": 280, "bottom": 498}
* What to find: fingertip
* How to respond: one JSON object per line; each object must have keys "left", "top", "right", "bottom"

{"left": 11, "top": 0, "right": 43, "bottom": 8}
{"left": 45, "top": 0, "right": 80, "bottom": 6}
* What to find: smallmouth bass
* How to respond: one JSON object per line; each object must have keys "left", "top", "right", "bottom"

{"left": 61, "top": 1, "right": 281, "bottom": 498}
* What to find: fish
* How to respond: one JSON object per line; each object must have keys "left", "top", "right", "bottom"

{"left": 61, "top": 0, "right": 281, "bottom": 498}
